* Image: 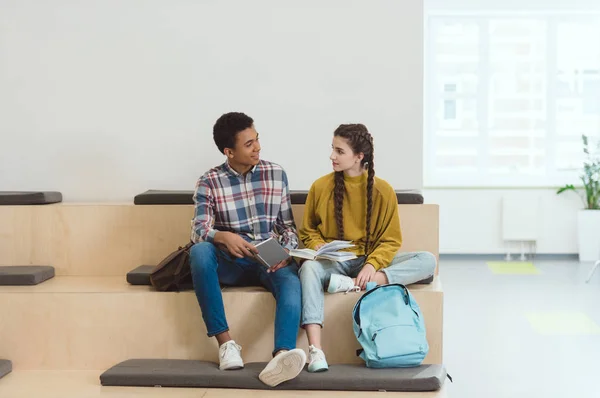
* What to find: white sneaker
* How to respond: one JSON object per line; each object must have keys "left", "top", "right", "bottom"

{"left": 327, "top": 274, "right": 361, "bottom": 294}
{"left": 218, "top": 340, "right": 244, "bottom": 370}
{"left": 258, "top": 348, "right": 306, "bottom": 387}
{"left": 308, "top": 345, "right": 328, "bottom": 373}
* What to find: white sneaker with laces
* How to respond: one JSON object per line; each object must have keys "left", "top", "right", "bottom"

{"left": 258, "top": 348, "right": 306, "bottom": 387}
{"left": 308, "top": 345, "right": 329, "bottom": 373}
{"left": 327, "top": 274, "right": 361, "bottom": 294}
{"left": 218, "top": 340, "right": 244, "bottom": 370}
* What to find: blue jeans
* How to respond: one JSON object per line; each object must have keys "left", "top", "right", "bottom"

{"left": 189, "top": 242, "right": 302, "bottom": 356}
{"left": 299, "top": 251, "right": 436, "bottom": 327}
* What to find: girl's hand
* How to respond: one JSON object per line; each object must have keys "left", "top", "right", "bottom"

{"left": 356, "top": 263, "right": 376, "bottom": 290}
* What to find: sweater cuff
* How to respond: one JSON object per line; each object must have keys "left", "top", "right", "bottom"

{"left": 367, "top": 257, "right": 385, "bottom": 271}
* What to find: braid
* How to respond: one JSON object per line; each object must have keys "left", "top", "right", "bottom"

{"left": 358, "top": 131, "right": 375, "bottom": 255}
{"left": 334, "top": 171, "right": 345, "bottom": 239}
{"left": 333, "top": 124, "right": 376, "bottom": 253}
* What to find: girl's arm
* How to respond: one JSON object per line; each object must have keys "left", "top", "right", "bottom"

{"left": 366, "top": 189, "right": 402, "bottom": 270}
{"left": 299, "top": 183, "right": 327, "bottom": 250}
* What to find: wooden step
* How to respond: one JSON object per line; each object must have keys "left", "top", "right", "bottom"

{"left": 0, "top": 203, "right": 439, "bottom": 276}
{"left": 0, "top": 277, "right": 443, "bottom": 370}
{"left": 0, "top": 370, "right": 448, "bottom": 397}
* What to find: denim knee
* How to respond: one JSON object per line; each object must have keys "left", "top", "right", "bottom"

{"left": 189, "top": 241, "right": 218, "bottom": 275}
{"left": 299, "top": 260, "right": 327, "bottom": 286}
{"left": 418, "top": 251, "right": 437, "bottom": 276}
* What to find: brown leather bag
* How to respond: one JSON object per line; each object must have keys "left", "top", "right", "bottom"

{"left": 150, "top": 241, "right": 195, "bottom": 292}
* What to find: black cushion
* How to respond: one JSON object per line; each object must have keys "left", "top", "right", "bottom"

{"left": 100, "top": 359, "right": 446, "bottom": 392}
{"left": 415, "top": 275, "right": 434, "bottom": 284}
{"left": 0, "top": 191, "right": 62, "bottom": 205}
{"left": 126, "top": 265, "right": 194, "bottom": 290}
{"left": 394, "top": 190, "right": 424, "bottom": 204}
{"left": 126, "top": 265, "right": 155, "bottom": 285}
{"left": 290, "top": 190, "right": 423, "bottom": 205}
{"left": 0, "top": 359, "right": 11, "bottom": 380}
{"left": 134, "top": 189, "right": 424, "bottom": 205}
{"left": 0, "top": 266, "right": 55, "bottom": 285}
{"left": 134, "top": 190, "right": 194, "bottom": 205}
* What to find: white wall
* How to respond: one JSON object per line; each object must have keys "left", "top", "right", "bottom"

{"left": 425, "top": 188, "right": 584, "bottom": 254}
{"left": 0, "top": 0, "right": 424, "bottom": 201}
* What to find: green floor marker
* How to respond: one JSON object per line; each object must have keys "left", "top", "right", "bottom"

{"left": 487, "top": 261, "right": 541, "bottom": 275}
{"left": 526, "top": 312, "right": 600, "bottom": 335}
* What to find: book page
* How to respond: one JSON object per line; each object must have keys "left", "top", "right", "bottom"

{"left": 289, "top": 248, "right": 317, "bottom": 260}
{"left": 317, "top": 240, "right": 355, "bottom": 255}
{"left": 317, "top": 252, "right": 358, "bottom": 262}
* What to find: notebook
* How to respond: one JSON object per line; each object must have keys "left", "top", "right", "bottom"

{"left": 254, "top": 238, "right": 290, "bottom": 268}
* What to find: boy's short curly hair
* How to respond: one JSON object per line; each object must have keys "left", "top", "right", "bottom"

{"left": 213, "top": 112, "right": 254, "bottom": 153}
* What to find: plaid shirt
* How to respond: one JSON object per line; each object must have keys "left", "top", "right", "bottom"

{"left": 191, "top": 160, "right": 298, "bottom": 250}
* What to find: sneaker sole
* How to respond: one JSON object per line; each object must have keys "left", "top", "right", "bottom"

{"left": 308, "top": 362, "right": 329, "bottom": 373}
{"left": 259, "top": 351, "right": 305, "bottom": 387}
{"left": 219, "top": 361, "right": 244, "bottom": 371}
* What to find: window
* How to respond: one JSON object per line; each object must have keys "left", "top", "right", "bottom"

{"left": 425, "top": 13, "right": 600, "bottom": 186}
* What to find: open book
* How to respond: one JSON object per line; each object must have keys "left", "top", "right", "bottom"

{"left": 289, "top": 240, "right": 357, "bottom": 262}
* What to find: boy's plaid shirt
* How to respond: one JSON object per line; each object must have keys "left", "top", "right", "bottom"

{"left": 191, "top": 160, "right": 298, "bottom": 250}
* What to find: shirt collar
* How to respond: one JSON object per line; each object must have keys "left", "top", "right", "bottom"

{"left": 224, "top": 161, "right": 258, "bottom": 177}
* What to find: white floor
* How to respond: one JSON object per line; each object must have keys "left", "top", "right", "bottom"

{"left": 440, "top": 257, "right": 600, "bottom": 398}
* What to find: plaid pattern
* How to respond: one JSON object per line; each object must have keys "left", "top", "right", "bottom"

{"left": 191, "top": 160, "right": 298, "bottom": 250}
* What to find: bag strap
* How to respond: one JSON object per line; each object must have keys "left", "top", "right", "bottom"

{"left": 172, "top": 241, "right": 194, "bottom": 289}
{"left": 174, "top": 250, "right": 187, "bottom": 276}
{"left": 174, "top": 241, "right": 194, "bottom": 276}
{"left": 360, "top": 283, "right": 410, "bottom": 305}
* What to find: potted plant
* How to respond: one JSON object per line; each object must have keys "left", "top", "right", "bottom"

{"left": 557, "top": 134, "right": 600, "bottom": 261}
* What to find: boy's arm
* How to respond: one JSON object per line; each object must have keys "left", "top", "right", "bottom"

{"left": 191, "top": 179, "right": 218, "bottom": 243}
{"left": 191, "top": 178, "right": 259, "bottom": 258}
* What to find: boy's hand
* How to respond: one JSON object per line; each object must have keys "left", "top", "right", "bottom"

{"left": 214, "top": 231, "right": 258, "bottom": 258}
{"left": 268, "top": 249, "right": 292, "bottom": 273}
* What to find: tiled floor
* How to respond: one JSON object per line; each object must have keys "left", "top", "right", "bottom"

{"left": 441, "top": 257, "right": 600, "bottom": 398}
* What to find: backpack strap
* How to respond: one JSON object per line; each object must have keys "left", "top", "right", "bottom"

{"left": 353, "top": 283, "right": 412, "bottom": 327}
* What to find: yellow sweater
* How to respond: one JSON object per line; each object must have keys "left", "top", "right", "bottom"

{"left": 299, "top": 172, "right": 402, "bottom": 270}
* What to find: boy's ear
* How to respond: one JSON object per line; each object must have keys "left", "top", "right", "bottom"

{"left": 224, "top": 148, "right": 234, "bottom": 158}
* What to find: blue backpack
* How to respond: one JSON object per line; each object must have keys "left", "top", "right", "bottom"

{"left": 352, "top": 282, "right": 429, "bottom": 368}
